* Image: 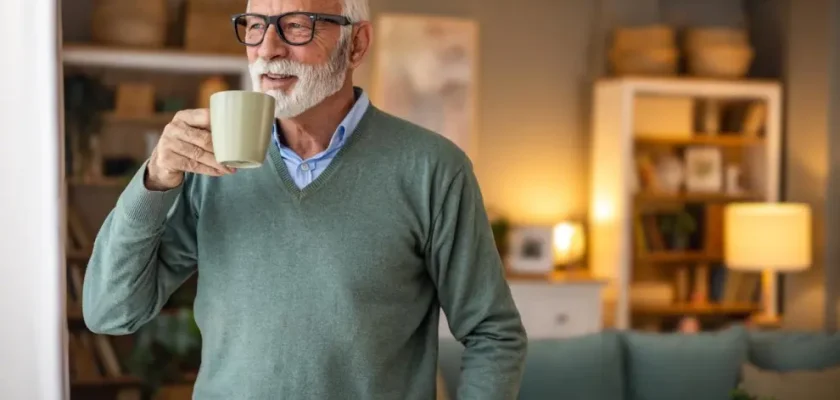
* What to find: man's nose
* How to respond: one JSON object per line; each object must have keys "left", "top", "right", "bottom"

{"left": 257, "top": 25, "right": 290, "bottom": 60}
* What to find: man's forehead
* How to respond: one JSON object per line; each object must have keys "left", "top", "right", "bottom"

{"left": 248, "top": 0, "right": 342, "bottom": 13}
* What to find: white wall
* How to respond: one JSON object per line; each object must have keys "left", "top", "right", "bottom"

{"left": 352, "top": 0, "right": 599, "bottom": 225}
{"left": 0, "top": 0, "right": 67, "bottom": 398}
{"left": 782, "top": 0, "right": 839, "bottom": 332}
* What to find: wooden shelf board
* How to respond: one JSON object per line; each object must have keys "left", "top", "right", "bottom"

{"left": 597, "top": 76, "right": 781, "bottom": 98}
{"left": 506, "top": 270, "right": 609, "bottom": 285}
{"left": 635, "top": 135, "right": 764, "bottom": 147}
{"left": 102, "top": 112, "right": 175, "bottom": 125}
{"left": 62, "top": 43, "right": 248, "bottom": 73}
{"left": 633, "top": 302, "right": 760, "bottom": 316}
{"left": 67, "top": 306, "right": 83, "bottom": 321}
{"left": 66, "top": 247, "right": 92, "bottom": 262}
{"left": 634, "top": 192, "right": 761, "bottom": 203}
{"left": 66, "top": 176, "right": 129, "bottom": 188}
{"left": 637, "top": 251, "right": 721, "bottom": 264}
{"left": 71, "top": 376, "right": 143, "bottom": 388}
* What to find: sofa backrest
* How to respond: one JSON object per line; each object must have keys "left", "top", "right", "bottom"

{"left": 438, "top": 331, "right": 625, "bottom": 400}
{"left": 438, "top": 326, "right": 840, "bottom": 400}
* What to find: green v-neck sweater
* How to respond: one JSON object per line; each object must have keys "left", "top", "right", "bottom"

{"left": 82, "top": 105, "right": 527, "bottom": 399}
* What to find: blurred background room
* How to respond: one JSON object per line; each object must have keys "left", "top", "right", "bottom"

{"left": 4, "top": 0, "right": 840, "bottom": 399}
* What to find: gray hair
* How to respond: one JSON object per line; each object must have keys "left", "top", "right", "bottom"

{"left": 340, "top": 0, "right": 370, "bottom": 22}
{"left": 246, "top": 0, "right": 370, "bottom": 22}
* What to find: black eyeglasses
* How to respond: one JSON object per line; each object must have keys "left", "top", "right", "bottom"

{"left": 232, "top": 12, "right": 352, "bottom": 46}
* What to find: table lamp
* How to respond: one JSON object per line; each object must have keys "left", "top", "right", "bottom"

{"left": 553, "top": 221, "right": 586, "bottom": 268}
{"left": 724, "top": 203, "right": 812, "bottom": 320}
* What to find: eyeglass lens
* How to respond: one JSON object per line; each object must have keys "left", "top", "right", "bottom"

{"left": 235, "top": 14, "right": 316, "bottom": 45}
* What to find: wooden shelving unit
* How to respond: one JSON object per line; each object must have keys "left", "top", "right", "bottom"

{"left": 636, "top": 251, "right": 720, "bottom": 264}
{"left": 634, "top": 134, "right": 765, "bottom": 148}
{"left": 61, "top": 40, "right": 248, "bottom": 400}
{"left": 588, "top": 77, "right": 782, "bottom": 331}
{"left": 71, "top": 376, "right": 145, "bottom": 388}
{"left": 63, "top": 43, "right": 249, "bottom": 74}
{"left": 633, "top": 191, "right": 760, "bottom": 204}
{"left": 101, "top": 112, "right": 177, "bottom": 125}
{"left": 633, "top": 302, "right": 760, "bottom": 316}
{"left": 60, "top": 3, "right": 249, "bottom": 396}
{"left": 66, "top": 205, "right": 144, "bottom": 398}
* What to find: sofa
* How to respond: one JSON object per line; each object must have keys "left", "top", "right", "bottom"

{"left": 437, "top": 325, "right": 840, "bottom": 400}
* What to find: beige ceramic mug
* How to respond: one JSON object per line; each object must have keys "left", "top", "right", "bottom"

{"left": 209, "top": 90, "right": 276, "bottom": 169}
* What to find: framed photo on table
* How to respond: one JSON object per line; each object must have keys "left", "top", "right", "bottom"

{"left": 506, "top": 225, "right": 554, "bottom": 275}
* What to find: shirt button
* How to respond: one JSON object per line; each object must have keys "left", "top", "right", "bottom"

{"left": 300, "top": 163, "right": 310, "bottom": 171}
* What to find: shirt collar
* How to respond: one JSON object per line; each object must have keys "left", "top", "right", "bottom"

{"left": 273, "top": 87, "right": 370, "bottom": 152}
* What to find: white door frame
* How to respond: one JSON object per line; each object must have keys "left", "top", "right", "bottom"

{"left": 0, "top": 0, "right": 67, "bottom": 398}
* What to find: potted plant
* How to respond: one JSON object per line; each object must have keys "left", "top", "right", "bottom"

{"left": 659, "top": 210, "right": 697, "bottom": 250}
{"left": 63, "top": 74, "right": 111, "bottom": 177}
{"left": 730, "top": 388, "right": 777, "bottom": 400}
{"left": 489, "top": 215, "right": 510, "bottom": 258}
{"left": 127, "top": 307, "right": 201, "bottom": 398}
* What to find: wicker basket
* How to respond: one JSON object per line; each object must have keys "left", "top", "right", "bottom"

{"left": 183, "top": 0, "right": 245, "bottom": 54}
{"left": 90, "top": 0, "right": 168, "bottom": 48}
{"left": 684, "top": 27, "right": 748, "bottom": 52}
{"left": 688, "top": 44, "right": 754, "bottom": 78}
{"left": 609, "top": 47, "right": 679, "bottom": 76}
{"left": 613, "top": 25, "right": 676, "bottom": 52}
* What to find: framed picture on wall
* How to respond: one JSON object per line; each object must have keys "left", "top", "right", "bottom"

{"left": 370, "top": 13, "right": 480, "bottom": 162}
{"left": 506, "top": 225, "right": 554, "bottom": 274}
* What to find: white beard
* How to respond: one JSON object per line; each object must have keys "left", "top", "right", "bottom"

{"left": 248, "top": 37, "right": 350, "bottom": 119}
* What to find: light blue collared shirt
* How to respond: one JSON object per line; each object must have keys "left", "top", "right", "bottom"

{"left": 272, "top": 88, "right": 370, "bottom": 189}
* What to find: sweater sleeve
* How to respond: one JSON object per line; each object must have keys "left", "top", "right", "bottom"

{"left": 82, "top": 163, "right": 198, "bottom": 335}
{"left": 426, "top": 165, "right": 528, "bottom": 400}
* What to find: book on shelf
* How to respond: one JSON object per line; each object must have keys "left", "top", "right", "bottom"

{"left": 633, "top": 202, "right": 761, "bottom": 307}
{"left": 68, "top": 331, "right": 125, "bottom": 381}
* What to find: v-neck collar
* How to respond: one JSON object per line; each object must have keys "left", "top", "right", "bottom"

{"left": 266, "top": 105, "right": 378, "bottom": 202}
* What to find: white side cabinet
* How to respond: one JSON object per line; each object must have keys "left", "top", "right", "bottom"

{"left": 440, "top": 281, "right": 605, "bottom": 340}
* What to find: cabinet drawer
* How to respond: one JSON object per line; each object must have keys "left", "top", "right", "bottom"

{"left": 510, "top": 284, "right": 602, "bottom": 339}
{"left": 439, "top": 283, "right": 603, "bottom": 340}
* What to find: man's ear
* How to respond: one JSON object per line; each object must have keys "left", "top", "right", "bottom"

{"left": 348, "top": 21, "right": 372, "bottom": 69}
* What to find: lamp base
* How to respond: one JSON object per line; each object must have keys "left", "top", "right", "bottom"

{"left": 761, "top": 270, "right": 778, "bottom": 318}
{"left": 749, "top": 314, "right": 782, "bottom": 329}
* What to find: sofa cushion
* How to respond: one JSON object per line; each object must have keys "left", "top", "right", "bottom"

{"left": 518, "top": 331, "right": 625, "bottom": 400}
{"left": 622, "top": 325, "right": 748, "bottom": 400}
{"left": 748, "top": 331, "right": 840, "bottom": 371}
{"left": 738, "top": 362, "right": 840, "bottom": 400}
{"left": 438, "top": 332, "right": 625, "bottom": 400}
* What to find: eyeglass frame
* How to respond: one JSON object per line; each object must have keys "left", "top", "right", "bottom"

{"left": 231, "top": 12, "right": 353, "bottom": 47}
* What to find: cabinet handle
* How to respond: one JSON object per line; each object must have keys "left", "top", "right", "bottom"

{"left": 556, "top": 314, "right": 569, "bottom": 325}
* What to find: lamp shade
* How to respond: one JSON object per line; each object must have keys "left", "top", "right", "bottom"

{"left": 553, "top": 222, "right": 586, "bottom": 265}
{"left": 723, "top": 203, "right": 811, "bottom": 272}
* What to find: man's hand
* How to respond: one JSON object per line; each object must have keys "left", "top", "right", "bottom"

{"left": 145, "top": 109, "right": 234, "bottom": 191}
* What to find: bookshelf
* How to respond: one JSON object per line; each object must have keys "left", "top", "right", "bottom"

{"left": 587, "top": 77, "right": 782, "bottom": 331}
{"left": 61, "top": 41, "right": 249, "bottom": 398}
{"left": 60, "top": 2, "right": 251, "bottom": 397}
{"left": 62, "top": 44, "right": 251, "bottom": 89}
{"left": 66, "top": 207, "right": 143, "bottom": 399}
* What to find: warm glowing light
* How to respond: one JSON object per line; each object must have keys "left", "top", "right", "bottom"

{"left": 724, "top": 203, "right": 812, "bottom": 272}
{"left": 593, "top": 198, "right": 614, "bottom": 222}
{"left": 553, "top": 222, "right": 586, "bottom": 265}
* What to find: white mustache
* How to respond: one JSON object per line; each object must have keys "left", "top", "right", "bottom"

{"left": 250, "top": 58, "right": 310, "bottom": 77}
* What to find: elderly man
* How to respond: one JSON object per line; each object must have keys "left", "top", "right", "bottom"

{"left": 82, "top": 0, "right": 527, "bottom": 398}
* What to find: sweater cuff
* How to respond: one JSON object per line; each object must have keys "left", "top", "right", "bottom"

{"left": 115, "top": 160, "right": 183, "bottom": 227}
